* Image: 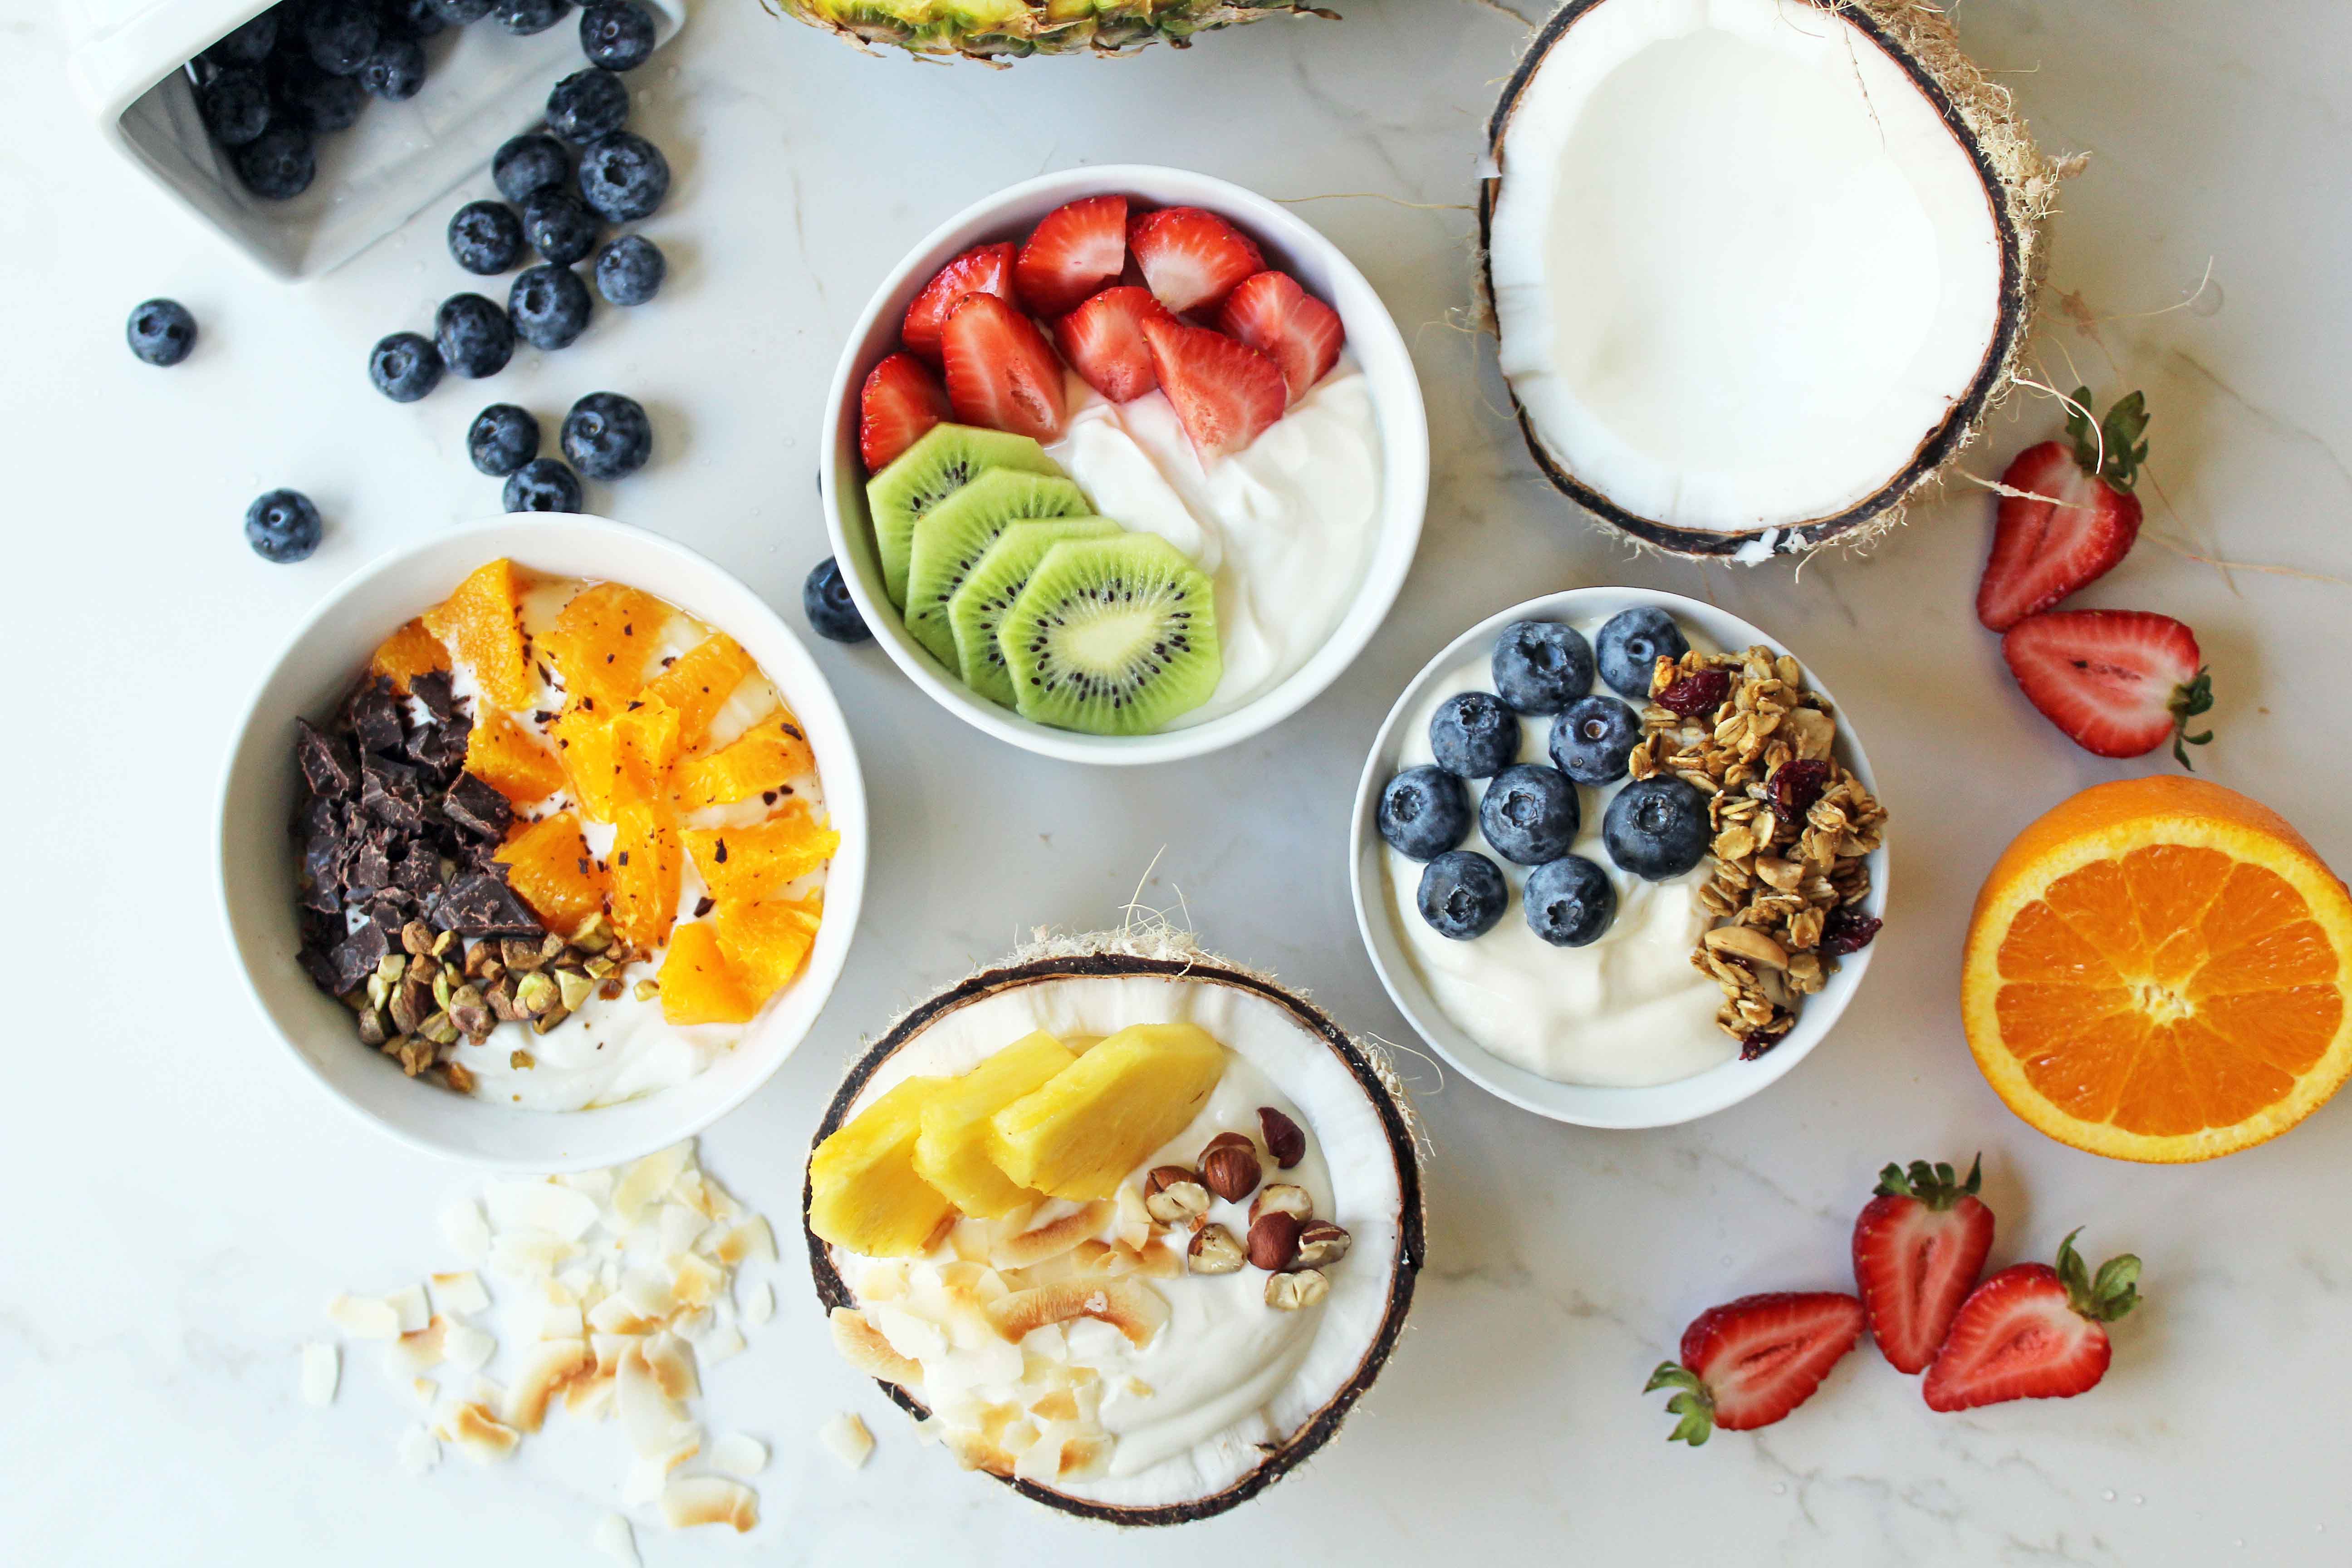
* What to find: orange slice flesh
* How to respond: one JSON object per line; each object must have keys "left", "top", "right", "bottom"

{"left": 1962, "top": 776, "right": 2352, "bottom": 1162}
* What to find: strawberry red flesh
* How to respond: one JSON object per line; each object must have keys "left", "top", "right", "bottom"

{"left": 1053, "top": 285, "right": 1176, "bottom": 404}
{"left": 1140, "top": 316, "right": 1286, "bottom": 461}
{"left": 857, "top": 351, "right": 951, "bottom": 475}
{"left": 1219, "top": 270, "right": 1345, "bottom": 404}
{"left": 1014, "top": 195, "right": 1130, "bottom": 318}
{"left": 938, "top": 291, "right": 1067, "bottom": 443}
{"left": 2001, "top": 609, "right": 2215, "bottom": 765}
{"left": 1852, "top": 1157, "right": 1996, "bottom": 1375}
{"left": 1922, "top": 1231, "right": 2141, "bottom": 1412}
{"left": 902, "top": 242, "right": 1018, "bottom": 364}
{"left": 1976, "top": 387, "right": 2150, "bottom": 630}
{"left": 1646, "top": 1291, "right": 1864, "bottom": 1443}
{"left": 1128, "top": 206, "right": 1265, "bottom": 316}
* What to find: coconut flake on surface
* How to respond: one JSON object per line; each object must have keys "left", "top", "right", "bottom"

{"left": 327, "top": 1294, "right": 401, "bottom": 1340}
{"left": 487, "top": 1180, "right": 604, "bottom": 1242}
{"left": 593, "top": 1513, "right": 640, "bottom": 1568}
{"left": 443, "top": 1322, "right": 496, "bottom": 1372}
{"left": 428, "top": 1270, "right": 489, "bottom": 1317}
{"left": 819, "top": 1413, "right": 873, "bottom": 1470}
{"left": 660, "top": 1475, "right": 758, "bottom": 1533}
{"left": 743, "top": 1282, "right": 774, "bottom": 1326}
{"left": 440, "top": 1200, "right": 491, "bottom": 1263}
{"left": 710, "top": 1432, "right": 768, "bottom": 1478}
{"left": 299, "top": 1343, "right": 339, "bottom": 1406}
{"left": 386, "top": 1284, "right": 430, "bottom": 1334}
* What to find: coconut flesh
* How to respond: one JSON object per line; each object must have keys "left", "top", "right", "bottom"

{"left": 1484, "top": 0, "right": 2052, "bottom": 555}
{"left": 804, "top": 934, "right": 1423, "bottom": 1525}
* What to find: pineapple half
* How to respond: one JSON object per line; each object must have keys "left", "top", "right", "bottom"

{"left": 770, "top": 0, "right": 1338, "bottom": 60}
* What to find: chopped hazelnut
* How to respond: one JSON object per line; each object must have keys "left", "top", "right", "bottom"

{"left": 1250, "top": 1184, "right": 1313, "bottom": 1226}
{"left": 1142, "top": 1167, "right": 1211, "bottom": 1226}
{"left": 1293, "top": 1219, "right": 1351, "bottom": 1269}
{"left": 1257, "top": 1106, "right": 1307, "bottom": 1169}
{"left": 1187, "top": 1225, "right": 1245, "bottom": 1275}
{"left": 1264, "top": 1269, "right": 1330, "bottom": 1312}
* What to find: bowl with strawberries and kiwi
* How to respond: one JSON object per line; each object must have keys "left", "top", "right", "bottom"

{"left": 819, "top": 165, "right": 1428, "bottom": 766}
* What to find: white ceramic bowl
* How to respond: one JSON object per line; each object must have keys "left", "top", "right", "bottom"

{"left": 820, "top": 164, "right": 1430, "bottom": 766}
{"left": 217, "top": 516, "right": 868, "bottom": 1170}
{"left": 1348, "top": 588, "right": 1888, "bottom": 1128}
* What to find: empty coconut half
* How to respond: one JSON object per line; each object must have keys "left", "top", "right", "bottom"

{"left": 803, "top": 929, "right": 1425, "bottom": 1525}
{"left": 1481, "top": 0, "right": 2062, "bottom": 557}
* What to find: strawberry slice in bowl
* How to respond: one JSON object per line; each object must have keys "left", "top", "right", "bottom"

{"left": 1129, "top": 206, "right": 1266, "bottom": 316}
{"left": 1015, "top": 195, "right": 1130, "bottom": 318}
{"left": 1977, "top": 387, "right": 2150, "bottom": 632}
{"left": 2001, "top": 608, "right": 2215, "bottom": 766}
{"left": 940, "top": 292, "right": 1067, "bottom": 443}
{"left": 1852, "top": 1156, "right": 1995, "bottom": 1374}
{"left": 1221, "top": 270, "right": 1345, "bottom": 405}
{"left": 902, "top": 241, "right": 1018, "bottom": 364}
{"left": 858, "top": 352, "right": 951, "bottom": 474}
{"left": 1645, "top": 1291, "right": 1866, "bottom": 1443}
{"left": 1054, "top": 285, "right": 1176, "bottom": 404}
{"left": 1141, "top": 316, "right": 1287, "bottom": 461}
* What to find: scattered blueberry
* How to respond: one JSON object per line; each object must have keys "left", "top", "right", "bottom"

{"left": 1418, "top": 851, "right": 1508, "bottom": 941}
{"left": 355, "top": 34, "right": 426, "bottom": 100}
{"left": 804, "top": 558, "right": 872, "bottom": 644}
{"left": 1548, "top": 694, "right": 1641, "bottom": 786}
{"left": 494, "top": 0, "right": 570, "bottom": 34}
{"left": 546, "top": 67, "right": 628, "bottom": 144}
{"left": 523, "top": 186, "right": 599, "bottom": 266}
{"left": 1602, "top": 775, "right": 1710, "bottom": 881}
{"left": 204, "top": 10, "right": 279, "bottom": 68}
{"left": 579, "top": 1, "right": 656, "bottom": 70}
{"left": 504, "top": 457, "right": 583, "bottom": 513}
{"left": 234, "top": 125, "right": 316, "bottom": 199}
{"left": 1595, "top": 605, "right": 1690, "bottom": 701}
{"left": 492, "top": 132, "right": 570, "bottom": 204}
{"left": 576, "top": 131, "right": 668, "bottom": 223}
{"left": 593, "top": 234, "right": 664, "bottom": 306}
{"left": 1478, "top": 763, "right": 1580, "bottom": 866}
{"left": 200, "top": 68, "right": 272, "bottom": 147}
{"left": 244, "top": 488, "right": 323, "bottom": 563}
{"left": 303, "top": 0, "right": 379, "bottom": 74}
{"left": 1429, "top": 690, "right": 1519, "bottom": 779}
{"left": 435, "top": 294, "right": 515, "bottom": 379}
{"left": 1378, "top": 765, "right": 1470, "bottom": 862}
{"left": 427, "top": 0, "right": 496, "bottom": 21}
{"left": 368, "top": 330, "right": 444, "bottom": 402}
{"left": 268, "top": 56, "right": 363, "bottom": 133}
{"left": 560, "top": 391, "right": 650, "bottom": 480}
{"left": 467, "top": 404, "right": 540, "bottom": 476}
{"left": 381, "top": 0, "right": 449, "bottom": 38}
{"left": 1491, "top": 620, "right": 1594, "bottom": 715}
{"left": 447, "top": 201, "right": 524, "bottom": 275}
{"left": 1523, "top": 855, "right": 1616, "bottom": 947}
{"left": 508, "top": 264, "right": 593, "bottom": 350}
{"left": 126, "top": 298, "right": 197, "bottom": 367}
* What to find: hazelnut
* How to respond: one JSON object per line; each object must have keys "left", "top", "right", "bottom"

{"left": 1264, "top": 1268, "right": 1330, "bottom": 1312}
{"left": 1246, "top": 1211, "right": 1299, "bottom": 1272}
{"left": 1199, "top": 1132, "right": 1262, "bottom": 1204}
{"left": 1293, "top": 1219, "right": 1351, "bottom": 1269}
{"left": 1187, "top": 1224, "right": 1245, "bottom": 1275}
{"left": 1142, "top": 1166, "right": 1211, "bottom": 1226}
{"left": 1257, "top": 1106, "right": 1306, "bottom": 1169}
{"left": 1249, "top": 1184, "right": 1313, "bottom": 1226}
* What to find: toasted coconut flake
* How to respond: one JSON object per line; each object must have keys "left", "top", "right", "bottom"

{"left": 858, "top": 1263, "right": 908, "bottom": 1302}
{"left": 489, "top": 1228, "right": 574, "bottom": 1283}
{"left": 428, "top": 1271, "right": 489, "bottom": 1318}
{"left": 990, "top": 1202, "right": 1112, "bottom": 1271}
{"left": 656, "top": 1201, "right": 705, "bottom": 1260}
{"left": 670, "top": 1252, "right": 723, "bottom": 1311}
{"left": 830, "top": 1308, "right": 921, "bottom": 1386}
{"left": 391, "top": 1314, "right": 450, "bottom": 1373}
{"left": 327, "top": 1294, "right": 401, "bottom": 1340}
{"left": 709, "top": 1217, "right": 776, "bottom": 1268}
{"left": 660, "top": 1475, "right": 758, "bottom": 1533}
{"left": 593, "top": 1512, "right": 640, "bottom": 1568}
{"left": 642, "top": 1331, "right": 701, "bottom": 1402}
{"left": 871, "top": 1304, "right": 948, "bottom": 1363}
{"left": 398, "top": 1423, "right": 441, "bottom": 1475}
{"left": 942, "top": 1426, "right": 1016, "bottom": 1477}
{"left": 507, "top": 1338, "right": 592, "bottom": 1433}
{"left": 587, "top": 1295, "right": 656, "bottom": 1337}
{"left": 561, "top": 1167, "right": 617, "bottom": 1204}
{"left": 984, "top": 1279, "right": 1168, "bottom": 1349}
{"left": 443, "top": 1322, "right": 496, "bottom": 1372}
{"left": 299, "top": 1342, "right": 339, "bottom": 1406}
{"left": 488, "top": 1180, "right": 603, "bottom": 1242}
{"left": 564, "top": 1370, "right": 617, "bottom": 1419}
{"left": 439, "top": 1400, "right": 520, "bottom": 1464}
{"left": 1113, "top": 1185, "right": 1153, "bottom": 1252}
{"left": 440, "top": 1200, "right": 491, "bottom": 1263}
{"left": 613, "top": 1142, "right": 694, "bottom": 1225}
{"left": 590, "top": 1333, "right": 634, "bottom": 1377}
{"left": 710, "top": 1432, "right": 768, "bottom": 1478}
{"left": 619, "top": 1269, "right": 676, "bottom": 1320}
{"left": 1114, "top": 1238, "right": 1182, "bottom": 1279}
{"left": 819, "top": 1412, "right": 874, "bottom": 1470}
{"left": 700, "top": 1323, "right": 747, "bottom": 1365}
{"left": 407, "top": 1376, "right": 439, "bottom": 1408}
{"left": 743, "top": 1282, "right": 775, "bottom": 1327}
{"left": 617, "top": 1341, "right": 694, "bottom": 1458}
{"left": 539, "top": 1302, "right": 586, "bottom": 1341}
{"left": 386, "top": 1284, "right": 430, "bottom": 1334}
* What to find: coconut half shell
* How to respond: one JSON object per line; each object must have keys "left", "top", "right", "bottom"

{"left": 803, "top": 929, "right": 1426, "bottom": 1526}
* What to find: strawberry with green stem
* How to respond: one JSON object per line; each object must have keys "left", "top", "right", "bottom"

{"left": 1923, "top": 1230, "right": 2143, "bottom": 1411}
{"left": 1977, "top": 386, "right": 2151, "bottom": 632}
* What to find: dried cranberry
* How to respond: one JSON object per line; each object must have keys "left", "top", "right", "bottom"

{"left": 1820, "top": 906, "right": 1882, "bottom": 957}
{"left": 1768, "top": 758, "right": 1831, "bottom": 824}
{"left": 1655, "top": 668, "right": 1731, "bottom": 717}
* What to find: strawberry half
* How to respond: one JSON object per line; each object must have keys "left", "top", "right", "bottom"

{"left": 1219, "top": 270, "right": 1344, "bottom": 404}
{"left": 1976, "top": 387, "right": 2150, "bottom": 631}
{"left": 1923, "top": 1231, "right": 2141, "bottom": 1412}
{"left": 1141, "top": 316, "right": 1286, "bottom": 461}
{"left": 1014, "top": 195, "right": 1129, "bottom": 318}
{"left": 938, "top": 291, "right": 1066, "bottom": 443}
{"left": 1128, "top": 206, "right": 1265, "bottom": 316}
{"left": 857, "top": 351, "right": 951, "bottom": 474}
{"left": 1645, "top": 1292, "right": 1865, "bottom": 1444}
{"left": 1053, "top": 285, "right": 1176, "bottom": 404}
{"left": 902, "top": 241, "right": 1018, "bottom": 364}
{"left": 1852, "top": 1156, "right": 1996, "bottom": 1374}
{"left": 2002, "top": 609, "right": 2216, "bottom": 767}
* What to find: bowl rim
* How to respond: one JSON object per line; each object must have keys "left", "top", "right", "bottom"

{"left": 1347, "top": 586, "right": 1889, "bottom": 1128}
{"left": 215, "top": 514, "right": 869, "bottom": 1170}
{"left": 819, "top": 161, "right": 1430, "bottom": 767}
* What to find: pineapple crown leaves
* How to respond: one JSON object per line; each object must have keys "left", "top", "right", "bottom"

{"left": 2055, "top": 1228, "right": 2144, "bottom": 1323}
{"left": 2169, "top": 667, "right": 2217, "bottom": 770}
{"left": 2064, "top": 386, "right": 2152, "bottom": 493}
{"left": 1643, "top": 1362, "right": 1715, "bottom": 1446}
{"left": 1873, "top": 1154, "right": 1984, "bottom": 1211}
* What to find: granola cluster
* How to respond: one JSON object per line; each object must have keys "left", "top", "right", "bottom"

{"left": 1630, "top": 645, "right": 1887, "bottom": 1057}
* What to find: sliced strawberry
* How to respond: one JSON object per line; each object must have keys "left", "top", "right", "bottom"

{"left": 1128, "top": 206, "right": 1265, "bottom": 316}
{"left": 1140, "top": 316, "right": 1286, "bottom": 461}
{"left": 1645, "top": 1292, "right": 1865, "bottom": 1444}
{"left": 2002, "top": 610, "right": 2215, "bottom": 766}
{"left": 1853, "top": 1156, "right": 1996, "bottom": 1374}
{"left": 1219, "top": 270, "right": 1344, "bottom": 404}
{"left": 1977, "top": 388, "right": 2150, "bottom": 630}
{"left": 1014, "top": 195, "right": 1130, "bottom": 318}
{"left": 1052, "top": 286, "right": 1176, "bottom": 404}
{"left": 857, "top": 352, "right": 951, "bottom": 474}
{"left": 902, "top": 242, "right": 1017, "bottom": 364}
{"left": 938, "top": 292, "right": 1066, "bottom": 443}
{"left": 1923, "top": 1231, "right": 2141, "bottom": 1412}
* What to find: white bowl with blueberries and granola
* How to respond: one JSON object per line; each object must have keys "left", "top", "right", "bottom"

{"left": 1348, "top": 588, "right": 1889, "bottom": 1129}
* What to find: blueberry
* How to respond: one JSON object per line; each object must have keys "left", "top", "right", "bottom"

{"left": 427, "top": 0, "right": 495, "bottom": 21}
{"left": 579, "top": 1, "right": 655, "bottom": 70}
{"left": 1603, "top": 776, "right": 1710, "bottom": 881}
{"left": 355, "top": 34, "right": 425, "bottom": 99}
{"left": 233, "top": 125, "right": 315, "bottom": 199}
{"left": 1548, "top": 694, "right": 1641, "bottom": 786}
{"left": 303, "top": 0, "right": 379, "bottom": 73}
{"left": 1595, "top": 605, "right": 1690, "bottom": 701}
{"left": 546, "top": 67, "right": 628, "bottom": 143}
{"left": 804, "top": 558, "right": 872, "bottom": 644}
{"left": 493, "top": 0, "right": 569, "bottom": 33}
{"left": 593, "top": 234, "right": 663, "bottom": 306}
{"left": 126, "top": 298, "right": 196, "bottom": 367}
{"left": 444, "top": 202, "right": 519, "bottom": 276}
{"left": 1491, "top": 620, "right": 1594, "bottom": 715}
{"left": 492, "top": 132, "right": 569, "bottom": 203}
{"left": 268, "top": 56, "right": 363, "bottom": 132}
{"left": 467, "top": 403, "right": 540, "bottom": 476}
{"left": 200, "top": 68, "right": 272, "bottom": 147}
{"left": 379, "top": 0, "right": 448, "bottom": 37}
{"left": 508, "top": 263, "right": 592, "bottom": 350}
{"left": 368, "top": 330, "right": 443, "bottom": 401}
{"left": 1428, "top": 690, "right": 1519, "bottom": 779}
{"left": 576, "top": 131, "right": 667, "bottom": 223}
{"left": 504, "top": 457, "right": 582, "bottom": 513}
{"left": 560, "top": 391, "right": 650, "bottom": 480}
{"left": 203, "top": 10, "right": 279, "bottom": 68}
{"left": 1523, "top": 855, "right": 1616, "bottom": 947}
{"left": 523, "top": 186, "right": 599, "bottom": 265}
{"left": 1477, "top": 763, "right": 1580, "bottom": 866}
{"left": 1377, "top": 765, "right": 1470, "bottom": 862}
{"left": 435, "top": 294, "right": 514, "bottom": 379}
{"left": 244, "top": 488, "right": 323, "bottom": 563}
{"left": 1417, "top": 851, "right": 1508, "bottom": 941}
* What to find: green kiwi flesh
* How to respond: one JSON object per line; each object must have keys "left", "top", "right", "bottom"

{"left": 903, "top": 472, "right": 1091, "bottom": 667}
{"left": 1001, "top": 534, "right": 1221, "bottom": 736}
{"left": 948, "top": 517, "right": 1122, "bottom": 706}
{"left": 865, "top": 423, "right": 1061, "bottom": 608}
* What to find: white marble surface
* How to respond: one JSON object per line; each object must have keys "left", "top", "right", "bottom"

{"left": 6, "top": 1, "right": 2352, "bottom": 1562}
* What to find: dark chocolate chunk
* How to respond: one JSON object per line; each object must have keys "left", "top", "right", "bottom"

{"left": 360, "top": 757, "right": 427, "bottom": 832}
{"left": 408, "top": 669, "right": 458, "bottom": 723}
{"left": 297, "top": 942, "right": 344, "bottom": 995}
{"left": 296, "top": 719, "right": 360, "bottom": 798}
{"left": 429, "top": 871, "right": 544, "bottom": 937}
{"left": 344, "top": 836, "right": 393, "bottom": 897}
{"left": 410, "top": 708, "right": 472, "bottom": 774}
{"left": 328, "top": 922, "right": 391, "bottom": 992}
{"left": 442, "top": 772, "right": 513, "bottom": 839}
{"left": 345, "top": 677, "right": 407, "bottom": 758}
{"left": 393, "top": 842, "right": 445, "bottom": 900}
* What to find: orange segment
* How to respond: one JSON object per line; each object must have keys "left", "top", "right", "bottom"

{"left": 608, "top": 800, "right": 681, "bottom": 951}
{"left": 550, "top": 703, "right": 629, "bottom": 823}
{"left": 659, "top": 922, "right": 757, "bottom": 1025}
{"left": 1963, "top": 777, "right": 2352, "bottom": 1162}
{"left": 644, "top": 633, "right": 756, "bottom": 751}
{"left": 543, "top": 582, "right": 672, "bottom": 712}
{"left": 714, "top": 893, "right": 823, "bottom": 1004}
{"left": 674, "top": 711, "right": 815, "bottom": 810}
{"left": 421, "top": 559, "right": 535, "bottom": 710}
{"left": 613, "top": 697, "right": 684, "bottom": 800}
{"left": 464, "top": 710, "right": 567, "bottom": 804}
{"left": 682, "top": 810, "right": 840, "bottom": 905}
{"left": 369, "top": 617, "right": 449, "bottom": 694}
{"left": 494, "top": 811, "right": 607, "bottom": 936}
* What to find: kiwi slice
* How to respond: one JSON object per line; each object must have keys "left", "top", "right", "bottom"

{"left": 866, "top": 423, "right": 1062, "bottom": 608}
{"left": 903, "top": 471, "right": 1091, "bottom": 668}
{"left": 948, "top": 517, "right": 1122, "bottom": 706}
{"left": 1000, "top": 534, "right": 1222, "bottom": 736}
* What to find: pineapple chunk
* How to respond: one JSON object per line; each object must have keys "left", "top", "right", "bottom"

{"left": 988, "top": 1024, "right": 1225, "bottom": 1201}
{"left": 912, "top": 1032, "right": 1075, "bottom": 1219}
{"left": 810, "top": 1075, "right": 959, "bottom": 1259}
